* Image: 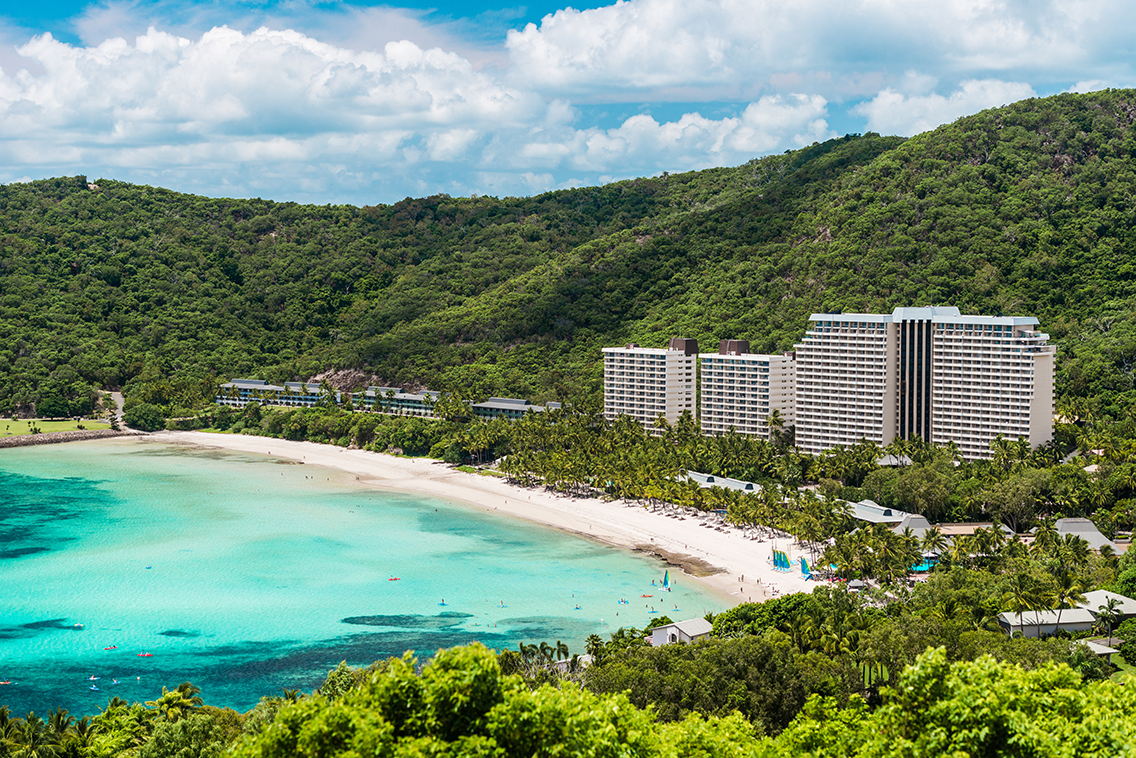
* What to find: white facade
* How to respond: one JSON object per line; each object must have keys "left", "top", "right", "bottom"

{"left": 794, "top": 315, "right": 897, "bottom": 454}
{"left": 794, "top": 307, "right": 1054, "bottom": 459}
{"left": 931, "top": 317, "right": 1056, "bottom": 459}
{"left": 602, "top": 338, "right": 697, "bottom": 430}
{"left": 650, "top": 618, "right": 713, "bottom": 646}
{"left": 700, "top": 340, "right": 795, "bottom": 437}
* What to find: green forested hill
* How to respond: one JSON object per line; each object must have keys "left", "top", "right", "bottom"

{"left": 3, "top": 89, "right": 1136, "bottom": 417}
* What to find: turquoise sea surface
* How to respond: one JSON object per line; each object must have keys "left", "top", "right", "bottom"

{"left": 0, "top": 438, "right": 726, "bottom": 715}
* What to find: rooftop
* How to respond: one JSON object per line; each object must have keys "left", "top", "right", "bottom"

{"left": 1078, "top": 589, "right": 1136, "bottom": 617}
{"left": 848, "top": 500, "right": 911, "bottom": 524}
{"left": 655, "top": 618, "right": 713, "bottom": 637}
{"left": 686, "top": 471, "right": 761, "bottom": 493}
{"left": 998, "top": 608, "right": 1096, "bottom": 627}
{"left": 1055, "top": 518, "right": 1115, "bottom": 551}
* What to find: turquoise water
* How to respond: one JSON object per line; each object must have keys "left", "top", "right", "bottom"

{"left": 0, "top": 439, "right": 725, "bottom": 716}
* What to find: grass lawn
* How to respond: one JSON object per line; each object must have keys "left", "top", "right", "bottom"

{"left": 1110, "top": 653, "right": 1136, "bottom": 683}
{"left": 2, "top": 419, "right": 112, "bottom": 436}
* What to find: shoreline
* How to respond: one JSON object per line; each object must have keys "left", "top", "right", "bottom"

{"left": 148, "top": 431, "right": 814, "bottom": 606}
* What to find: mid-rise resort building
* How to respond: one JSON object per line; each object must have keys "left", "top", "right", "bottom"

{"left": 602, "top": 306, "right": 1055, "bottom": 459}
{"left": 601, "top": 338, "right": 698, "bottom": 430}
{"left": 792, "top": 306, "right": 1055, "bottom": 459}
{"left": 700, "top": 340, "right": 795, "bottom": 438}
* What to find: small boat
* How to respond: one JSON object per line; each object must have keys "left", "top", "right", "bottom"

{"left": 90, "top": 685, "right": 99, "bottom": 691}
{"left": 663, "top": 570, "right": 671, "bottom": 591}
{"left": 137, "top": 652, "right": 153, "bottom": 657}
{"left": 104, "top": 646, "right": 117, "bottom": 651}
{"left": 388, "top": 577, "right": 400, "bottom": 581}
{"left": 74, "top": 623, "right": 84, "bottom": 629}
{"left": 640, "top": 594, "right": 652, "bottom": 598}
{"left": 0, "top": 680, "right": 11, "bottom": 685}
{"left": 88, "top": 676, "right": 99, "bottom": 681}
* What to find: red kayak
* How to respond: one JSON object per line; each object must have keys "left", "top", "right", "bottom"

{"left": 104, "top": 646, "right": 118, "bottom": 650}
{"left": 137, "top": 652, "right": 153, "bottom": 657}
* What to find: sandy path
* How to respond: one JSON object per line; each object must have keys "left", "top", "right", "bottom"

{"left": 152, "top": 431, "right": 814, "bottom": 606}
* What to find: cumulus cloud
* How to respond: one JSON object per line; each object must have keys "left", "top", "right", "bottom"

{"left": 487, "top": 93, "right": 833, "bottom": 174}
{"left": 0, "top": 26, "right": 539, "bottom": 171}
{"left": 505, "top": 0, "right": 1136, "bottom": 99}
{"left": 854, "top": 79, "right": 1037, "bottom": 136}
{"left": 0, "top": 0, "right": 1133, "bottom": 202}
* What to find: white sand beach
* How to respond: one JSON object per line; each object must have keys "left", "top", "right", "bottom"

{"left": 154, "top": 431, "right": 814, "bottom": 606}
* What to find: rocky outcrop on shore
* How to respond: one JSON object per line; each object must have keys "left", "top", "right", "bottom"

{"left": 0, "top": 429, "right": 142, "bottom": 449}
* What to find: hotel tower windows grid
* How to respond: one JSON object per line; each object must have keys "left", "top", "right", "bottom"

{"left": 793, "top": 306, "right": 1054, "bottom": 459}
{"left": 602, "top": 338, "right": 697, "bottom": 431}
{"left": 700, "top": 339, "right": 795, "bottom": 438}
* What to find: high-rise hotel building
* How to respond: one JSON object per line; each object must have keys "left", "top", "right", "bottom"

{"left": 700, "top": 340, "right": 795, "bottom": 438}
{"left": 793, "top": 306, "right": 1055, "bottom": 459}
{"left": 602, "top": 338, "right": 698, "bottom": 430}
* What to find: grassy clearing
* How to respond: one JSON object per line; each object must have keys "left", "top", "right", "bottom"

{"left": 1110, "top": 654, "right": 1136, "bottom": 683}
{"left": 1, "top": 419, "right": 112, "bottom": 436}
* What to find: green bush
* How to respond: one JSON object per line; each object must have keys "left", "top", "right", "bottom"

{"left": 123, "top": 402, "right": 166, "bottom": 432}
{"left": 1117, "top": 618, "right": 1136, "bottom": 664}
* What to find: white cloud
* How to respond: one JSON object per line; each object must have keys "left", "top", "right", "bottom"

{"left": 854, "top": 79, "right": 1037, "bottom": 136}
{"left": 490, "top": 93, "right": 833, "bottom": 173}
{"left": 1, "top": 0, "right": 1134, "bottom": 203}
{"left": 505, "top": 0, "right": 1136, "bottom": 99}
{"left": 0, "top": 25, "right": 539, "bottom": 153}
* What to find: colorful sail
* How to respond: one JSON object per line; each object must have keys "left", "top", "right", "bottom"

{"left": 663, "top": 570, "right": 670, "bottom": 590}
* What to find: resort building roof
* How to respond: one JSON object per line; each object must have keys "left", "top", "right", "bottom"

{"left": 998, "top": 608, "right": 1096, "bottom": 638}
{"left": 650, "top": 618, "right": 713, "bottom": 646}
{"left": 686, "top": 471, "right": 762, "bottom": 492}
{"left": 1079, "top": 639, "right": 1120, "bottom": 657}
{"left": 892, "top": 514, "right": 935, "bottom": 538}
{"left": 1078, "top": 589, "right": 1136, "bottom": 618}
{"left": 848, "top": 500, "right": 911, "bottom": 524}
{"left": 1054, "top": 518, "right": 1115, "bottom": 551}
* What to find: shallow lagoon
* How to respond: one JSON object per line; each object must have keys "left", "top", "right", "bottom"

{"left": 0, "top": 438, "right": 726, "bottom": 715}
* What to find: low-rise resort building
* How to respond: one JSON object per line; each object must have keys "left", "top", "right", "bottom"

{"left": 216, "top": 380, "right": 558, "bottom": 422}
{"left": 604, "top": 306, "right": 1056, "bottom": 460}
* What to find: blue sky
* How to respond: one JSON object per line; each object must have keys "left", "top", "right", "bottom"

{"left": 0, "top": 0, "right": 1133, "bottom": 205}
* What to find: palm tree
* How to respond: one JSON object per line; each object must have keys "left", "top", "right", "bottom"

{"left": 1094, "top": 597, "right": 1122, "bottom": 640}
{"left": 766, "top": 409, "right": 784, "bottom": 444}
{"left": 920, "top": 527, "right": 948, "bottom": 559}
{"left": 145, "top": 682, "right": 203, "bottom": 722}
{"left": 1001, "top": 573, "right": 1041, "bottom": 638}
{"left": 1031, "top": 517, "right": 1059, "bottom": 558}
{"left": 9, "top": 712, "right": 58, "bottom": 758}
{"left": 1052, "top": 570, "right": 1086, "bottom": 633}
{"left": 585, "top": 634, "right": 605, "bottom": 663}
{"left": 555, "top": 640, "right": 570, "bottom": 661}
{"left": 0, "top": 708, "right": 24, "bottom": 754}
{"left": 100, "top": 697, "right": 129, "bottom": 712}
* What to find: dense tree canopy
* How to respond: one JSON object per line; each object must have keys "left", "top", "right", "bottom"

{"left": 5, "top": 90, "right": 1136, "bottom": 420}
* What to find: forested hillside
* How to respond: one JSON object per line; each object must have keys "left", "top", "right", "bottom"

{"left": 3, "top": 89, "right": 1136, "bottom": 417}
